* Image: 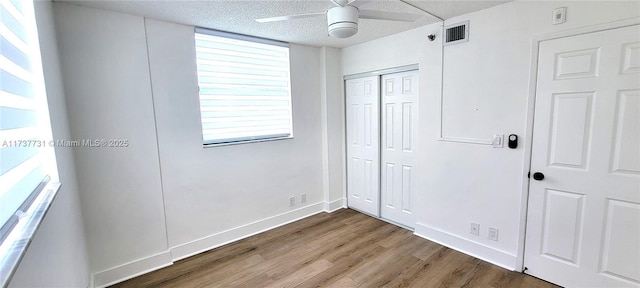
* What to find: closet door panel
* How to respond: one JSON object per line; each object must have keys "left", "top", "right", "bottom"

{"left": 381, "top": 70, "right": 418, "bottom": 228}
{"left": 346, "top": 76, "right": 380, "bottom": 216}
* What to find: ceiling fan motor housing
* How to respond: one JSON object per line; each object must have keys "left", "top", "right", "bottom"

{"left": 327, "top": 6, "right": 358, "bottom": 38}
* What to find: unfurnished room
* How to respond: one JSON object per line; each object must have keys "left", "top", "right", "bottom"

{"left": 0, "top": 0, "right": 639, "bottom": 287}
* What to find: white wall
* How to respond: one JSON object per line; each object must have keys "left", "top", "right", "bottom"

{"left": 52, "top": 4, "right": 326, "bottom": 286}
{"left": 43, "top": 1, "right": 639, "bottom": 285}
{"left": 52, "top": 3, "right": 170, "bottom": 284}
{"left": 341, "top": 1, "right": 640, "bottom": 270}
{"left": 341, "top": 22, "right": 445, "bottom": 231}
{"left": 9, "top": 1, "right": 90, "bottom": 287}
{"left": 320, "top": 47, "right": 345, "bottom": 211}
{"left": 144, "top": 18, "right": 324, "bottom": 256}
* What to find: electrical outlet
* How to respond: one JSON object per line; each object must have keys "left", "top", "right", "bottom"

{"left": 488, "top": 227, "right": 499, "bottom": 241}
{"left": 301, "top": 193, "right": 307, "bottom": 204}
{"left": 289, "top": 197, "right": 295, "bottom": 207}
{"left": 553, "top": 7, "right": 567, "bottom": 25}
{"left": 470, "top": 223, "right": 480, "bottom": 236}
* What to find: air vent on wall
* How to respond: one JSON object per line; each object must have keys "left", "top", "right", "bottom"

{"left": 444, "top": 21, "right": 469, "bottom": 46}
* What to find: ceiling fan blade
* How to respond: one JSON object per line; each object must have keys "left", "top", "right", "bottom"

{"left": 329, "top": 0, "right": 345, "bottom": 7}
{"left": 358, "top": 9, "right": 421, "bottom": 22}
{"left": 347, "top": 0, "right": 374, "bottom": 8}
{"left": 255, "top": 12, "right": 325, "bottom": 23}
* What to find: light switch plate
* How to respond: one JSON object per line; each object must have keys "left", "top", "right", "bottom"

{"left": 553, "top": 7, "right": 566, "bottom": 25}
{"left": 492, "top": 134, "right": 504, "bottom": 148}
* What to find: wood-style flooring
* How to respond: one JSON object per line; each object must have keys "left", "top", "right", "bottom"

{"left": 111, "top": 209, "right": 558, "bottom": 288}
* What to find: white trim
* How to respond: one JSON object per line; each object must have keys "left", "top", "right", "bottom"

{"left": 91, "top": 202, "right": 325, "bottom": 287}
{"left": 343, "top": 64, "right": 419, "bottom": 80}
{"left": 92, "top": 251, "right": 172, "bottom": 288}
{"left": 195, "top": 27, "right": 289, "bottom": 48}
{"left": 437, "top": 136, "right": 492, "bottom": 145}
{"left": 532, "top": 17, "right": 640, "bottom": 43}
{"left": 342, "top": 76, "right": 349, "bottom": 213}
{"left": 170, "top": 202, "right": 324, "bottom": 262}
{"left": 437, "top": 23, "right": 492, "bottom": 146}
{"left": 0, "top": 182, "right": 60, "bottom": 288}
{"left": 324, "top": 198, "right": 346, "bottom": 212}
{"left": 414, "top": 222, "right": 517, "bottom": 271}
{"left": 203, "top": 135, "right": 293, "bottom": 148}
{"left": 517, "top": 16, "right": 640, "bottom": 272}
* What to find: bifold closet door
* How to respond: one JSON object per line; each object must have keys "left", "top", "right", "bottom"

{"left": 380, "top": 70, "right": 418, "bottom": 228}
{"left": 346, "top": 76, "right": 380, "bottom": 216}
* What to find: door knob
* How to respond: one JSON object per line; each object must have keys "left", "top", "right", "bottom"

{"left": 532, "top": 172, "right": 545, "bottom": 181}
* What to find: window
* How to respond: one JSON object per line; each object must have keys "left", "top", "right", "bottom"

{"left": 0, "top": 0, "right": 58, "bottom": 284}
{"left": 194, "top": 28, "right": 293, "bottom": 145}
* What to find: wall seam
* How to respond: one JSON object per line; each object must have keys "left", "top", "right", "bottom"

{"left": 142, "top": 18, "right": 171, "bottom": 251}
{"left": 320, "top": 47, "right": 331, "bottom": 208}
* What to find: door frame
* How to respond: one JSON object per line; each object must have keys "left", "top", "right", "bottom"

{"left": 517, "top": 17, "right": 640, "bottom": 272}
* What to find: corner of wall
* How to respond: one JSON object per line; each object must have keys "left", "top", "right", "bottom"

{"left": 324, "top": 198, "right": 346, "bottom": 212}
{"left": 319, "top": 47, "right": 332, "bottom": 209}
{"left": 319, "top": 47, "right": 346, "bottom": 205}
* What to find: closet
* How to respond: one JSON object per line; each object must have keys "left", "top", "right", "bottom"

{"left": 345, "top": 68, "right": 419, "bottom": 228}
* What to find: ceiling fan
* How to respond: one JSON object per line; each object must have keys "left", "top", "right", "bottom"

{"left": 255, "top": 0, "right": 422, "bottom": 38}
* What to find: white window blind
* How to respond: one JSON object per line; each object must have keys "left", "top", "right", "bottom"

{"left": 194, "top": 28, "right": 293, "bottom": 145}
{"left": 0, "top": 0, "right": 56, "bottom": 243}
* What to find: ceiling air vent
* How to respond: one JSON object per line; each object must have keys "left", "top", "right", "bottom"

{"left": 444, "top": 21, "right": 469, "bottom": 46}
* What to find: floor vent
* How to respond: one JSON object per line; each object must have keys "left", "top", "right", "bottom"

{"left": 444, "top": 21, "right": 469, "bottom": 46}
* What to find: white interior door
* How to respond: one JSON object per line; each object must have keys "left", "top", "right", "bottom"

{"left": 346, "top": 76, "right": 380, "bottom": 216}
{"left": 525, "top": 25, "right": 640, "bottom": 287}
{"left": 380, "top": 70, "right": 418, "bottom": 228}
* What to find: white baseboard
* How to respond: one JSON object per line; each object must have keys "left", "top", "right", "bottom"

{"left": 91, "top": 202, "right": 325, "bottom": 287}
{"left": 414, "top": 222, "right": 517, "bottom": 271}
{"left": 170, "top": 202, "right": 325, "bottom": 262}
{"left": 92, "top": 251, "right": 172, "bottom": 288}
{"left": 324, "top": 198, "right": 346, "bottom": 212}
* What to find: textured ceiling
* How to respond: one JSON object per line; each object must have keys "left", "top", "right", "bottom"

{"left": 58, "top": 0, "right": 510, "bottom": 48}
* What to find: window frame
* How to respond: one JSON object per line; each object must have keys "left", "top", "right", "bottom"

{"left": 0, "top": 0, "right": 61, "bottom": 286}
{"left": 194, "top": 28, "right": 294, "bottom": 147}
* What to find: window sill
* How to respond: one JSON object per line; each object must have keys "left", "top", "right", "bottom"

{"left": 0, "top": 181, "right": 61, "bottom": 287}
{"left": 203, "top": 135, "right": 294, "bottom": 148}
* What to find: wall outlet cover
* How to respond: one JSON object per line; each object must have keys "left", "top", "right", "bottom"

{"left": 470, "top": 223, "right": 480, "bottom": 236}
{"left": 488, "top": 227, "right": 499, "bottom": 241}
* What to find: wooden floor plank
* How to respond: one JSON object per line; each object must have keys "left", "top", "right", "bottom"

{"left": 111, "top": 209, "right": 559, "bottom": 288}
{"left": 265, "top": 259, "right": 333, "bottom": 288}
